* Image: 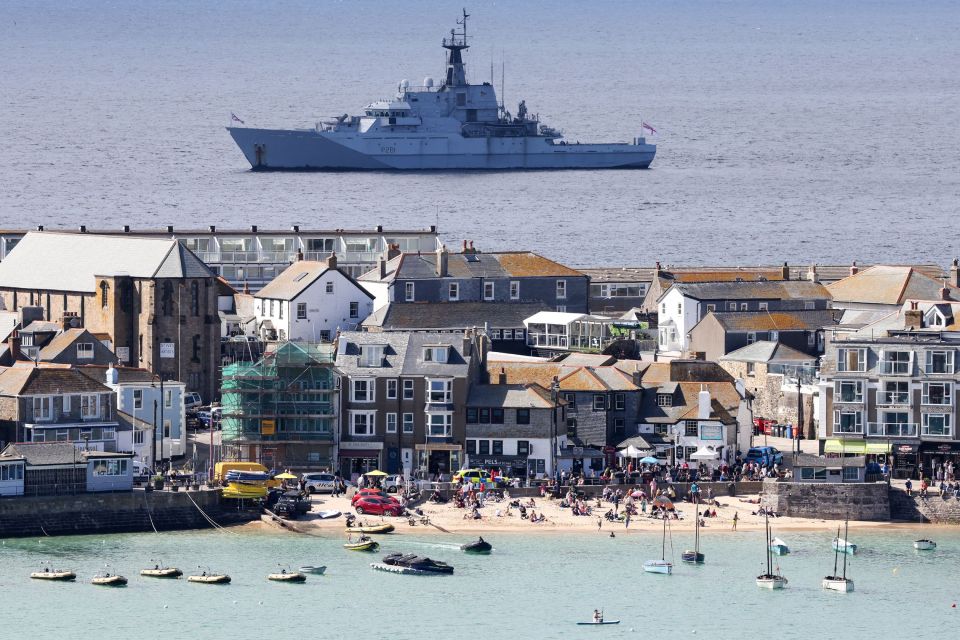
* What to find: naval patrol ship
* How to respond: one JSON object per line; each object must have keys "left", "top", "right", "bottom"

{"left": 227, "top": 11, "right": 656, "bottom": 171}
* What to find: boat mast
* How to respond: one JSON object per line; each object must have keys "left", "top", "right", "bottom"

{"left": 694, "top": 495, "right": 700, "bottom": 553}
{"left": 833, "top": 525, "right": 840, "bottom": 577}
{"left": 441, "top": 9, "right": 470, "bottom": 87}
{"left": 765, "top": 512, "right": 772, "bottom": 576}
{"left": 841, "top": 520, "right": 849, "bottom": 580}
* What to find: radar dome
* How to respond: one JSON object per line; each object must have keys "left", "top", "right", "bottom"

{"left": 424, "top": 77, "right": 434, "bottom": 88}
{"left": 400, "top": 79, "right": 409, "bottom": 88}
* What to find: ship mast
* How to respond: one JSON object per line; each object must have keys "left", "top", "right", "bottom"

{"left": 442, "top": 9, "right": 470, "bottom": 87}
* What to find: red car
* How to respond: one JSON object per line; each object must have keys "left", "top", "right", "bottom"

{"left": 354, "top": 496, "right": 404, "bottom": 516}
{"left": 351, "top": 489, "right": 398, "bottom": 505}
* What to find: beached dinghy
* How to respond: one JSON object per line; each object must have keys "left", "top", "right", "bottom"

{"left": 460, "top": 537, "right": 492, "bottom": 554}
{"left": 30, "top": 567, "right": 76, "bottom": 581}
{"left": 317, "top": 510, "right": 341, "bottom": 519}
{"left": 345, "top": 522, "right": 395, "bottom": 534}
{"left": 913, "top": 539, "right": 936, "bottom": 551}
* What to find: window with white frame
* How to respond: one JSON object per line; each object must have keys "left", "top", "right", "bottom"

{"left": 556, "top": 280, "right": 566, "bottom": 299}
{"left": 402, "top": 379, "right": 414, "bottom": 400}
{"left": 63, "top": 395, "right": 71, "bottom": 413}
{"left": 81, "top": 394, "right": 100, "bottom": 419}
{"left": 164, "top": 389, "right": 173, "bottom": 408}
{"left": 350, "top": 411, "right": 376, "bottom": 436}
{"left": 386, "top": 379, "right": 398, "bottom": 399}
{"left": 740, "top": 303, "right": 748, "bottom": 311}
{"left": 360, "top": 345, "right": 384, "bottom": 367}
{"left": 296, "top": 303, "right": 307, "bottom": 319}
{"left": 515, "top": 329, "right": 525, "bottom": 341}
{"left": 402, "top": 413, "right": 414, "bottom": 433}
{"left": 879, "top": 350, "right": 912, "bottom": 375}
{"left": 593, "top": 394, "right": 605, "bottom": 411}
{"left": 510, "top": 281, "right": 520, "bottom": 300}
{"left": 727, "top": 302, "right": 736, "bottom": 311}
{"left": 386, "top": 413, "right": 398, "bottom": 433}
{"left": 922, "top": 382, "right": 952, "bottom": 406}
{"left": 76, "top": 343, "right": 94, "bottom": 359}
{"left": 502, "top": 329, "right": 513, "bottom": 340}
{"left": 706, "top": 304, "right": 716, "bottom": 312}
{"left": 834, "top": 380, "right": 863, "bottom": 403}
{"left": 427, "top": 379, "right": 452, "bottom": 403}
{"left": 448, "top": 282, "right": 459, "bottom": 301}
{"left": 758, "top": 302, "right": 768, "bottom": 311}
{"left": 32, "top": 396, "right": 52, "bottom": 421}
{"left": 427, "top": 412, "right": 453, "bottom": 437}
{"left": 349, "top": 301, "right": 359, "bottom": 318}
{"left": 842, "top": 467, "right": 859, "bottom": 481}
{"left": 134, "top": 430, "right": 145, "bottom": 445}
{"left": 837, "top": 348, "right": 867, "bottom": 372}
{"left": 926, "top": 350, "right": 955, "bottom": 374}
{"left": 922, "top": 413, "right": 952, "bottom": 437}
{"left": 423, "top": 346, "right": 449, "bottom": 363}
{"left": 405, "top": 282, "right": 415, "bottom": 302}
{"left": 133, "top": 389, "right": 143, "bottom": 410}
{"left": 879, "top": 380, "right": 908, "bottom": 404}
{"left": 483, "top": 281, "right": 495, "bottom": 300}
{"left": 351, "top": 379, "right": 375, "bottom": 402}
{"left": 833, "top": 410, "right": 863, "bottom": 434}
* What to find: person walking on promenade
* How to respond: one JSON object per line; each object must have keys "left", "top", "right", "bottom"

{"left": 905, "top": 478, "right": 913, "bottom": 496}
{"left": 732, "top": 511, "right": 739, "bottom": 531}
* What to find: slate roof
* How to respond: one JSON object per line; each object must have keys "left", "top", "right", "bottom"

{"left": 401, "top": 332, "right": 471, "bottom": 377}
{"left": 358, "top": 251, "right": 584, "bottom": 282}
{"left": 37, "top": 328, "right": 105, "bottom": 361}
{"left": 667, "top": 280, "right": 832, "bottom": 302}
{"left": 0, "top": 364, "right": 112, "bottom": 396}
{"left": 0, "top": 232, "right": 215, "bottom": 293}
{"left": 641, "top": 382, "right": 743, "bottom": 425}
{"left": 255, "top": 260, "right": 374, "bottom": 301}
{"left": 467, "top": 384, "right": 558, "bottom": 408}
{"left": 362, "top": 301, "right": 549, "bottom": 331}
{"left": 335, "top": 331, "right": 471, "bottom": 378}
{"left": 0, "top": 442, "right": 132, "bottom": 466}
{"left": 827, "top": 265, "right": 958, "bottom": 305}
{"left": 580, "top": 264, "right": 944, "bottom": 285}
{"left": 719, "top": 341, "right": 818, "bottom": 364}
{"left": 707, "top": 309, "right": 840, "bottom": 332}
{"left": 76, "top": 365, "right": 164, "bottom": 384}
{"left": 552, "top": 353, "right": 617, "bottom": 367}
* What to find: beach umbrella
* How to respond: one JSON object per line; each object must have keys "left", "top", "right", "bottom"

{"left": 639, "top": 456, "right": 659, "bottom": 464}
{"left": 653, "top": 495, "right": 674, "bottom": 510}
{"left": 274, "top": 472, "right": 297, "bottom": 480}
{"left": 364, "top": 470, "right": 388, "bottom": 477}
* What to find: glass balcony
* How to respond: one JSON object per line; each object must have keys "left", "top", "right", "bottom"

{"left": 878, "top": 360, "right": 911, "bottom": 376}
{"left": 867, "top": 422, "right": 917, "bottom": 437}
{"left": 876, "top": 391, "right": 909, "bottom": 406}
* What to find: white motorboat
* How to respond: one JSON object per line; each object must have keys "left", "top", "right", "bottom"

{"left": 769, "top": 537, "right": 790, "bottom": 556}
{"left": 832, "top": 537, "right": 857, "bottom": 555}
{"left": 913, "top": 539, "right": 936, "bottom": 551}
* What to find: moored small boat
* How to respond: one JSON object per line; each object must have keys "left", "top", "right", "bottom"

{"left": 187, "top": 571, "right": 231, "bottom": 584}
{"left": 140, "top": 565, "right": 183, "bottom": 578}
{"left": 913, "top": 539, "right": 936, "bottom": 551}
{"left": 757, "top": 510, "right": 787, "bottom": 589}
{"left": 769, "top": 537, "right": 790, "bottom": 556}
{"left": 381, "top": 552, "right": 454, "bottom": 574}
{"left": 832, "top": 537, "right": 857, "bottom": 555}
{"left": 268, "top": 570, "right": 306, "bottom": 583}
{"left": 344, "top": 537, "right": 380, "bottom": 552}
{"left": 30, "top": 567, "right": 76, "bottom": 581}
{"left": 371, "top": 562, "right": 426, "bottom": 575}
{"left": 345, "top": 523, "right": 395, "bottom": 534}
{"left": 822, "top": 576, "right": 854, "bottom": 592}
{"left": 823, "top": 520, "right": 854, "bottom": 593}
{"left": 756, "top": 574, "right": 788, "bottom": 589}
{"left": 299, "top": 565, "right": 327, "bottom": 574}
{"left": 460, "top": 537, "right": 492, "bottom": 554}
{"left": 642, "top": 559, "right": 673, "bottom": 575}
{"left": 92, "top": 572, "right": 128, "bottom": 587}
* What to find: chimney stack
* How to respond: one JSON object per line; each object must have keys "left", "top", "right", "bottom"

{"left": 79, "top": 225, "right": 86, "bottom": 233}
{"left": 291, "top": 225, "right": 299, "bottom": 232}
{"left": 378, "top": 256, "right": 387, "bottom": 280}
{"left": 8, "top": 330, "right": 23, "bottom": 362}
{"left": 166, "top": 225, "right": 173, "bottom": 233}
{"left": 326, "top": 251, "right": 337, "bottom": 270}
{"left": 905, "top": 301, "right": 923, "bottom": 329}
{"left": 296, "top": 248, "right": 304, "bottom": 262}
{"left": 385, "top": 243, "right": 402, "bottom": 261}
{"left": 123, "top": 225, "right": 130, "bottom": 233}
{"left": 698, "top": 388, "right": 711, "bottom": 420}
{"left": 251, "top": 225, "right": 258, "bottom": 233}
{"left": 497, "top": 366, "right": 507, "bottom": 385}
{"left": 781, "top": 261, "right": 789, "bottom": 280}
{"left": 462, "top": 239, "right": 469, "bottom": 254}
{"left": 209, "top": 225, "right": 217, "bottom": 232}
{"left": 951, "top": 258, "right": 959, "bottom": 289}
{"left": 654, "top": 260, "right": 663, "bottom": 276}
{"left": 850, "top": 260, "right": 859, "bottom": 276}
{"left": 37, "top": 225, "right": 44, "bottom": 231}
{"left": 940, "top": 279, "right": 951, "bottom": 301}
{"left": 436, "top": 244, "right": 449, "bottom": 277}
{"left": 807, "top": 264, "right": 819, "bottom": 283}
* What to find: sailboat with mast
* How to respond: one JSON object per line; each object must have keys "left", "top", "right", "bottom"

{"left": 823, "top": 520, "right": 855, "bottom": 592}
{"left": 644, "top": 514, "right": 674, "bottom": 575}
{"left": 756, "top": 511, "right": 788, "bottom": 589}
{"left": 682, "top": 495, "right": 705, "bottom": 564}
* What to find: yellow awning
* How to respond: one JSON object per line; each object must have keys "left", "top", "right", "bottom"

{"left": 865, "top": 442, "right": 892, "bottom": 454}
{"left": 824, "top": 439, "right": 866, "bottom": 454}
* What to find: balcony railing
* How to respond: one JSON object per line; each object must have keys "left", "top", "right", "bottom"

{"left": 867, "top": 422, "right": 917, "bottom": 437}
{"left": 878, "top": 361, "right": 912, "bottom": 376}
{"left": 835, "top": 393, "right": 864, "bottom": 404}
{"left": 921, "top": 394, "right": 952, "bottom": 406}
{"left": 876, "top": 391, "right": 910, "bottom": 406}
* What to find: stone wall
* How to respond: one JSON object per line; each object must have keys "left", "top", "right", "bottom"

{"left": 760, "top": 480, "right": 890, "bottom": 521}
{"left": 0, "top": 489, "right": 256, "bottom": 538}
{"left": 889, "top": 487, "right": 960, "bottom": 524}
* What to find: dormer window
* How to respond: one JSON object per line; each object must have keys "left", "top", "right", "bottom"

{"left": 423, "top": 346, "right": 449, "bottom": 363}
{"left": 657, "top": 393, "right": 673, "bottom": 407}
{"left": 360, "top": 345, "right": 385, "bottom": 367}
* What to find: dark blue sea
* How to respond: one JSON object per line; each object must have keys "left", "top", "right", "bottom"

{"left": 2, "top": 0, "right": 959, "bottom": 266}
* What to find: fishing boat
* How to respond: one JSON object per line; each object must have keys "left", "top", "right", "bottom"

{"left": 823, "top": 520, "right": 854, "bottom": 593}
{"left": 30, "top": 566, "right": 76, "bottom": 581}
{"left": 140, "top": 563, "right": 183, "bottom": 578}
{"left": 769, "top": 537, "right": 790, "bottom": 556}
{"left": 682, "top": 495, "right": 705, "bottom": 564}
{"left": 92, "top": 570, "right": 128, "bottom": 587}
{"left": 382, "top": 553, "right": 454, "bottom": 575}
{"left": 913, "top": 539, "right": 936, "bottom": 551}
{"left": 756, "top": 511, "right": 788, "bottom": 589}
{"left": 345, "top": 522, "right": 395, "bottom": 534}
{"left": 460, "top": 537, "right": 492, "bottom": 554}
{"left": 187, "top": 568, "right": 231, "bottom": 584}
{"left": 643, "top": 515, "right": 673, "bottom": 575}
{"left": 299, "top": 565, "right": 327, "bottom": 574}
{"left": 268, "top": 569, "right": 307, "bottom": 583}
{"left": 832, "top": 535, "right": 857, "bottom": 555}
{"left": 344, "top": 536, "right": 380, "bottom": 552}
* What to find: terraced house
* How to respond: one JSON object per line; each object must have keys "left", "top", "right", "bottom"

{"left": 818, "top": 299, "right": 960, "bottom": 480}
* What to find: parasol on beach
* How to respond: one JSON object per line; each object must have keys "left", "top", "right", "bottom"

{"left": 652, "top": 495, "right": 674, "bottom": 510}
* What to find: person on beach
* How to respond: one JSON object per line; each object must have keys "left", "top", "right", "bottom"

{"left": 597, "top": 517, "right": 602, "bottom": 531}
{"left": 732, "top": 512, "right": 739, "bottom": 530}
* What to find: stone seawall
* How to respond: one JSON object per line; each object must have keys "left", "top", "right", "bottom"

{"left": 0, "top": 489, "right": 257, "bottom": 539}
{"left": 889, "top": 487, "right": 960, "bottom": 524}
{"left": 761, "top": 481, "right": 891, "bottom": 521}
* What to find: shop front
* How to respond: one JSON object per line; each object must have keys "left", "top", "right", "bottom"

{"left": 415, "top": 443, "right": 462, "bottom": 480}
{"left": 338, "top": 445, "right": 383, "bottom": 482}
{"left": 469, "top": 454, "right": 528, "bottom": 479}
{"left": 824, "top": 438, "right": 897, "bottom": 473}
{"left": 557, "top": 445, "right": 605, "bottom": 476}
{"left": 920, "top": 442, "right": 960, "bottom": 481}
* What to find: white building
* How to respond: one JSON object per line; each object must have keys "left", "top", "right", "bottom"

{"left": 253, "top": 255, "right": 375, "bottom": 343}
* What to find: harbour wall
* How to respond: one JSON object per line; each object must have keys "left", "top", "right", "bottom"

{"left": 0, "top": 489, "right": 257, "bottom": 539}
{"left": 760, "top": 481, "right": 891, "bottom": 521}
{"left": 888, "top": 487, "right": 960, "bottom": 524}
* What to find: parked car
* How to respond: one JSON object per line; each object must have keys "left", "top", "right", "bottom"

{"left": 351, "top": 488, "right": 398, "bottom": 505}
{"left": 196, "top": 406, "right": 222, "bottom": 430}
{"left": 353, "top": 496, "right": 404, "bottom": 516}
{"left": 272, "top": 490, "right": 311, "bottom": 519}
{"left": 302, "top": 472, "right": 337, "bottom": 494}
{"left": 383, "top": 474, "right": 406, "bottom": 493}
{"left": 744, "top": 446, "right": 783, "bottom": 467}
{"left": 183, "top": 392, "right": 203, "bottom": 411}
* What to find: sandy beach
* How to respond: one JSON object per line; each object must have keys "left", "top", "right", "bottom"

{"left": 252, "top": 490, "right": 929, "bottom": 538}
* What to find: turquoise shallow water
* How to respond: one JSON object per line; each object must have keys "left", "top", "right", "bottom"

{"left": 2, "top": 526, "right": 957, "bottom": 637}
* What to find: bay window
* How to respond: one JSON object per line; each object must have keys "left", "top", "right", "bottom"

{"left": 925, "top": 350, "right": 955, "bottom": 374}
{"left": 837, "top": 348, "right": 867, "bottom": 373}
{"left": 922, "top": 382, "right": 952, "bottom": 406}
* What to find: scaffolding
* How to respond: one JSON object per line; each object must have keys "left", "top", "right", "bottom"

{"left": 220, "top": 342, "right": 338, "bottom": 469}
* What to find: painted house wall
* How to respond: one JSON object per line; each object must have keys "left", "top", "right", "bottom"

{"left": 657, "top": 288, "right": 701, "bottom": 353}
{"left": 113, "top": 382, "right": 186, "bottom": 464}
{"left": 256, "top": 271, "right": 373, "bottom": 342}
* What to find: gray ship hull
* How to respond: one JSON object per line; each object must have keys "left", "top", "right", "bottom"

{"left": 227, "top": 127, "right": 655, "bottom": 171}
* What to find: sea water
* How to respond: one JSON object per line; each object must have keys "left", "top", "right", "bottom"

{"left": 2, "top": 0, "right": 959, "bottom": 266}
{"left": 2, "top": 526, "right": 956, "bottom": 637}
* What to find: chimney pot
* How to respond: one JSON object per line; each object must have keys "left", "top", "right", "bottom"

{"left": 123, "top": 225, "right": 130, "bottom": 233}
{"left": 291, "top": 225, "right": 299, "bottom": 232}
{"left": 497, "top": 367, "right": 507, "bottom": 385}
{"left": 430, "top": 225, "right": 436, "bottom": 232}
{"left": 166, "top": 225, "right": 173, "bottom": 233}
{"left": 951, "top": 258, "right": 960, "bottom": 289}
{"left": 376, "top": 225, "right": 383, "bottom": 232}
{"left": 251, "top": 225, "right": 258, "bottom": 233}
{"left": 326, "top": 251, "right": 337, "bottom": 270}
{"left": 79, "top": 225, "right": 86, "bottom": 233}
{"left": 781, "top": 261, "right": 789, "bottom": 280}
{"left": 209, "top": 225, "right": 216, "bottom": 232}
{"left": 850, "top": 260, "right": 859, "bottom": 276}
{"left": 37, "top": 225, "right": 44, "bottom": 231}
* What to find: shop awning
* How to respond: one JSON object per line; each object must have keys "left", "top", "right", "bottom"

{"left": 865, "top": 442, "right": 892, "bottom": 454}
{"left": 824, "top": 439, "right": 866, "bottom": 454}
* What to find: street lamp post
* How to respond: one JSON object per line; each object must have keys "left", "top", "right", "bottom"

{"left": 151, "top": 374, "right": 165, "bottom": 474}
{"left": 550, "top": 378, "right": 560, "bottom": 495}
